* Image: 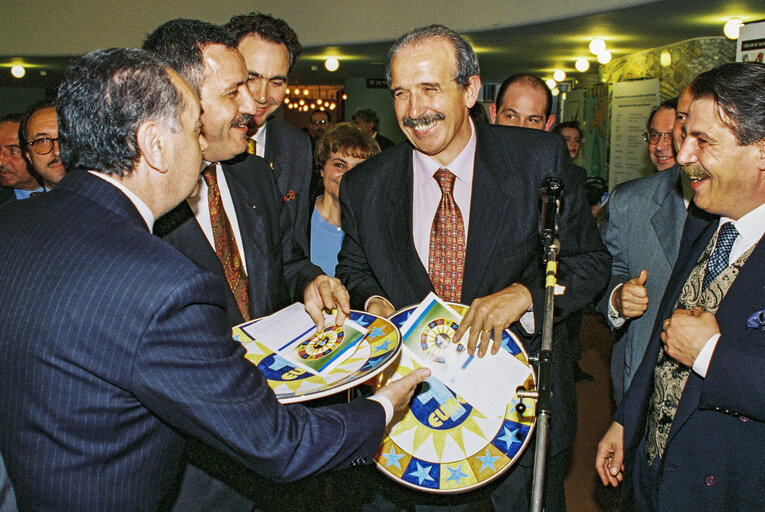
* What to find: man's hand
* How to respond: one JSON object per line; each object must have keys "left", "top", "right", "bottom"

{"left": 453, "top": 283, "right": 533, "bottom": 358}
{"left": 613, "top": 270, "right": 649, "bottom": 318}
{"left": 303, "top": 275, "right": 351, "bottom": 332}
{"left": 373, "top": 368, "right": 431, "bottom": 416}
{"left": 366, "top": 296, "right": 395, "bottom": 318}
{"left": 661, "top": 308, "right": 719, "bottom": 367}
{"left": 596, "top": 421, "right": 624, "bottom": 487}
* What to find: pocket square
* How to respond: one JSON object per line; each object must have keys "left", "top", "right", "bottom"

{"left": 747, "top": 309, "right": 765, "bottom": 329}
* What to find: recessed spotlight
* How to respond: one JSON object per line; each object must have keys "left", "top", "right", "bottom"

{"left": 545, "top": 78, "right": 557, "bottom": 90}
{"left": 325, "top": 58, "right": 339, "bottom": 72}
{"left": 597, "top": 51, "right": 612, "bottom": 64}
{"left": 551, "top": 87, "right": 560, "bottom": 97}
{"left": 575, "top": 58, "right": 590, "bottom": 72}
{"left": 11, "top": 66, "right": 25, "bottom": 78}
{"left": 724, "top": 19, "right": 743, "bottom": 40}
{"left": 553, "top": 70, "right": 566, "bottom": 82}
{"left": 660, "top": 50, "right": 672, "bottom": 67}
{"left": 589, "top": 38, "right": 606, "bottom": 55}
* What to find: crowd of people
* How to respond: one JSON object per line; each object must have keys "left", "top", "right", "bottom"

{"left": 0, "top": 11, "right": 763, "bottom": 512}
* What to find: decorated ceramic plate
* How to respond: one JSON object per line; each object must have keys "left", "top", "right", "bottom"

{"left": 233, "top": 310, "right": 401, "bottom": 404}
{"left": 375, "top": 303, "right": 536, "bottom": 494}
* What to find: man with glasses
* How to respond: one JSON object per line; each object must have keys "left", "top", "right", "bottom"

{"left": 643, "top": 98, "right": 678, "bottom": 172}
{"left": 597, "top": 89, "right": 693, "bottom": 404}
{"left": 20, "top": 102, "right": 67, "bottom": 190}
{"left": 0, "top": 114, "right": 43, "bottom": 205}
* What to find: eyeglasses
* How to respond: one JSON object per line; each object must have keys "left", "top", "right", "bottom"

{"left": 311, "top": 119, "right": 328, "bottom": 126}
{"left": 642, "top": 131, "right": 672, "bottom": 145}
{"left": 28, "top": 136, "right": 59, "bottom": 155}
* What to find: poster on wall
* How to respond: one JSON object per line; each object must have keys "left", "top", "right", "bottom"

{"left": 737, "top": 19, "right": 765, "bottom": 63}
{"left": 583, "top": 84, "right": 608, "bottom": 180}
{"left": 608, "top": 79, "right": 660, "bottom": 191}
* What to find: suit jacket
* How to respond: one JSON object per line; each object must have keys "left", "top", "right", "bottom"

{"left": 155, "top": 155, "right": 322, "bottom": 327}
{"left": 0, "top": 186, "right": 15, "bottom": 205}
{"left": 0, "top": 170, "right": 384, "bottom": 511}
{"left": 597, "top": 165, "right": 687, "bottom": 402}
{"left": 616, "top": 206, "right": 765, "bottom": 511}
{"left": 263, "top": 117, "right": 314, "bottom": 255}
{"left": 337, "top": 121, "right": 611, "bottom": 454}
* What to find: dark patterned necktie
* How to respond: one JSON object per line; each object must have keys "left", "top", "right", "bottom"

{"left": 703, "top": 222, "right": 738, "bottom": 291}
{"left": 428, "top": 169, "right": 465, "bottom": 302}
{"left": 202, "top": 164, "right": 251, "bottom": 321}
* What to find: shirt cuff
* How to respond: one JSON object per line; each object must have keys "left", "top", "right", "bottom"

{"left": 364, "top": 295, "right": 394, "bottom": 312}
{"left": 519, "top": 307, "right": 535, "bottom": 335}
{"left": 368, "top": 396, "right": 393, "bottom": 425}
{"left": 607, "top": 285, "right": 627, "bottom": 329}
{"left": 692, "top": 333, "right": 721, "bottom": 378}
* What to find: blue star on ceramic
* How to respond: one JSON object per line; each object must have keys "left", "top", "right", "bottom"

{"left": 497, "top": 426, "right": 520, "bottom": 450}
{"left": 354, "top": 313, "right": 374, "bottom": 326}
{"left": 368, "top": 326, "right": 385, "bottom": 339}
{"left": 476, "top": 448, "right": 500, "bottom": 473}
{"left": 372, "top": 338, "right": 393, "bottom": 354}
{"left": 445, "top": 464, "right": 468, "bottom": 484}
{"left": 408, "top": 462, "right": 436, "bottom": 485}
{"left": 382, "top": 447, "right": 405, "bottom": 469}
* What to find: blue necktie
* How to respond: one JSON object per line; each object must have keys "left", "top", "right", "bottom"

{"left": 703, "top": 222, "right": 739, "bottom": 290}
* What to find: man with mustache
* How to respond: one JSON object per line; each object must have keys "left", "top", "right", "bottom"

{"left": 20, "top": 102, "right": 67, "bottom": 189}
{"left": 336, "top": 24, "right": 610, "bottom": 511}
{"left": 0, "top": 114, "right": 43, "bottom": 204}
{"left": 596, "top": 62, "right": 765, "bottom": 512}
{"left": 143, "top": 19, "right": 353, "bottom": 510}
{"left": 596, "top": 85, "right": 694, "bottom": 404}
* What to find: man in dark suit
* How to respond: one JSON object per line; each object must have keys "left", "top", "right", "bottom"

{"left": 0, "top": 47, "right": 427, "bottom": 512}
{"left": 337, "top": 25, "right": 610, "bottom": 511}
{"left": 596, "top": 62, "right": 765, "bottom": 512}
{"left": 224, "top": 12, "right": 314, "bottom": 254}
{"left": 597, "top": 86, "right": 693, "bottom": 404}
{"left": 0, "top": 114, "right": 43, "bottom": 204}
{"left": 353, "top": 108, "right": 396, "bottom": 150}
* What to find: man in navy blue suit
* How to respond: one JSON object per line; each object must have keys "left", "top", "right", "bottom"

{"left": 596, "top": 62, "right": 765, "bottom": 511}
{"left": 0, "top": 114, "right": 43, "bottom": 204}
{"left": 0, "top": 47, "right": 428, "bottom": 512}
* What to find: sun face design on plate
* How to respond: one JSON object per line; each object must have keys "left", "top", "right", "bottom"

{"left": 297, "top": 326, "right": 344, "bottom": 360}
{"left": 420, "top": 319, "right": 462, "bottom": 364}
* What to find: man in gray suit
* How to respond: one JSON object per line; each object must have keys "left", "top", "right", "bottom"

{"left": 597, "top": 85, "right": 693, "bottom": 403}
{"left": 224, "top": 12, "right": 314, "bottom": 253}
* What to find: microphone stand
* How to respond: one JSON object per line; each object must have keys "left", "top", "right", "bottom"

{"left": 517, "top": 178, "right": 562, "bottom": 512}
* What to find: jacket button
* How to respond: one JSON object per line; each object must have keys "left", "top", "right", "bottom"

{"left": 705, "top": 476, "right": 716, "bottom": 486}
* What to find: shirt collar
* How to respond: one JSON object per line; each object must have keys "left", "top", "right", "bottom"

{"left": 252, "top": 122, "right": 267, "bottom": 149}
{"left": 89, "top": 171, "right": 155, "bottom": 232}
{"left": 413, "top": 118, "right": 476, "bottom": 187}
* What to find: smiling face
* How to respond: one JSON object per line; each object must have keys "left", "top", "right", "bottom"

{"left": 321, "top": 151, "right": 366, "bottom": 200}
{"left": 491, "top": 81, "right": 553, "bottom": 131}
{"left": 0, "top": 120, "right": 38, "bottom": 190}
{"left": 390, "top": 37, "right": 479, "bottom": 167}
{"left": 678, "top": 96, "right": 765, "bottom": 220}
{"left": 237, "top": 35, "right": 289, "bottom": 129}
{"left": 24, "top": 107, "right": 67, "bottom": 188}
{"left": 197, "top": 44, "right": 256, "bottom": 162}
{"left": 648, "top": 106, "right": 677, "bottom": 171}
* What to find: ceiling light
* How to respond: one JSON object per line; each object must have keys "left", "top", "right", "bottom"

{"left": 545, "top": 78, "right": 557, "bottom": 89}
{"left": 284, "top": 98, "right": 290, "bottom": 104}
{"left": 342, "top": 94, "right": 347, "bottom": 100}
{"left": 285, "top": 88, "right": 290, "bottom": 94}
{"left": 575, "top": 58, "right": 590, "bottom": 73}
{"left": 10, "top": 66, "right": 25, "bottom": 78}
{"left": 329, "top": 103, "right": 336, "bottom": 110}
{"left": 304, "top": 89, "right": 309, "bottom": 96}
{"left": 553, "top": 70, "right": 566, "bottom": 82}
{"left": 317, "top": 99, "right": 323, "bottom": 105}
{"left": 597, "top": 51, "right": 612, "bottom": 64}
{"left": 310, "top": 103, "right": 316, "bottom": 109}
{"left": 724, "top": 19, "right": 743, "bottom": 40}
{"left": 660, "top": 50, "right": 672, "bottom": 67}
{"left": 589, "top": 38, "right": 606, "bottom": 55}
{"left": 551, "top": 87, "right": 560, "bottom": 97}
{"left": 325, "top": 58, "right": 339, "bottom": 72}
{"left": 299, "top": 99, "right": 305, "bottom": 105}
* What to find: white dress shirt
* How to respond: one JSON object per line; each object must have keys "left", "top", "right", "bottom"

{"left": 250, "top": 123, "right": 267, "bottom": 159}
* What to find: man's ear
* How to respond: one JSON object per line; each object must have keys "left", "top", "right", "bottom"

{"left": 136, "top": 120, "right": 169, "bottom": 173}
{"left": 489, "top": 103, "right": 497, "bottom": 124}
{"left": 463, "top": 74, "right": 482, "bottom": 110}
{"left": 756, "top": 138, "right": 765, "bottom": 172}
{"left": 545, "top": 114, "right": 557, "bottom": 132}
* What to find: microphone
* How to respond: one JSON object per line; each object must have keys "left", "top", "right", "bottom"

{"left": 540, "top": 176, "right": 564, "bottom": 245}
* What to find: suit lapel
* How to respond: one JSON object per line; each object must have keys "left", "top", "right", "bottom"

{"left": 462, "top": 123, "right": 512, "bottom": 302}
{"left": 385, "top": 149, "right": 433, "bottom": 299}
{"left": 650, "top": 167, "right": 686, "bottom": 266}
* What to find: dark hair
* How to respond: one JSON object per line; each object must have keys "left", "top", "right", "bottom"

{"left": 0, "top": 113, "right": 24, "bottom": 125}
{"left": 646, "top": 97, "right": 678, "bottom": 132}
{"left": 689, "top": 62, "right": 765, "bottom": 146}
{"left": 311, "top": 109, "right": 331, "bottom": 122}
{"left": 57, "top": 48, "right": 185, "bottom": 177}
{"left": 143, "top": 18, "right": 237, "bottom": 95}
{"left": 314, "top": 122, "right": 380, "bottom": 170}
{"left": 19, "top": 101, "right": 55, "bottom": 150}
{"left": 224, "top": 12, "right": 302, "bottom": 75}
{"left": 353, "top": 108, "right": 379, "bottom": 132}
{"left": 494, "top": 74, "right": 552, "bottom": 117}
{"left": 386, "top": 24, "right": 480, "bottom": 89}
{"left": 552, "top": 120, "right": 582, "bottom": 138}
{"left": 469, "top": 102, "right": 489, "bottom": 124}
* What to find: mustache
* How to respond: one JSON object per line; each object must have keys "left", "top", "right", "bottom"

{"left": 231, "top": 113, "right": 252, "bottom": 128}
{"left": 47, "top": 158, "right": 61, "bottom": 168}
{"left": 403, "top": 112, "right": 445, "bottom": 128}
{"left": 682, "top": 163, "right": 711, "bottom": 180}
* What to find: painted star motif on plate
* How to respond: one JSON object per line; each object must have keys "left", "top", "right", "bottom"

{"left": 497, "top": 426, "right": 520, "bottom": 449}
{"left": 476, "top": 448, "right": 500, "bottom": 473}
{"left": 445, "top": 464, "right": 468, "bottom": 484}
{"left": 372, "top": 338, "right": 393, "bottom": 354}
{"left": 368, "top": 326, "right": 385, "bottom": 339}
{"left": 408, "top": 462, "right": 435, "bottom": 485}
{"left": 382, "top": 446, "right": 405, "bottom": 469}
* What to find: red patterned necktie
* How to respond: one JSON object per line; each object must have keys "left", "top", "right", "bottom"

{"left": 202, "top": 164, "right": 251, "bottom": 321}
{"left": 428, "top": 168, "right": 465, "bottom": 302}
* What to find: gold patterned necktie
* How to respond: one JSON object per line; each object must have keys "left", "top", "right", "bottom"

{"left": 428, "top": 169, "right": 466, "bottom": 302}
{"left": 247, "top": 139, "right": 257, "bottom": 155}
{"left": 202, "top": 164, "right": 251, "bottom": 321}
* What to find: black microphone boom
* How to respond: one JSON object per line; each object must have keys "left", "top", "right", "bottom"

{"left": 539, "top": 176, "right": 564, "bottom": 246}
